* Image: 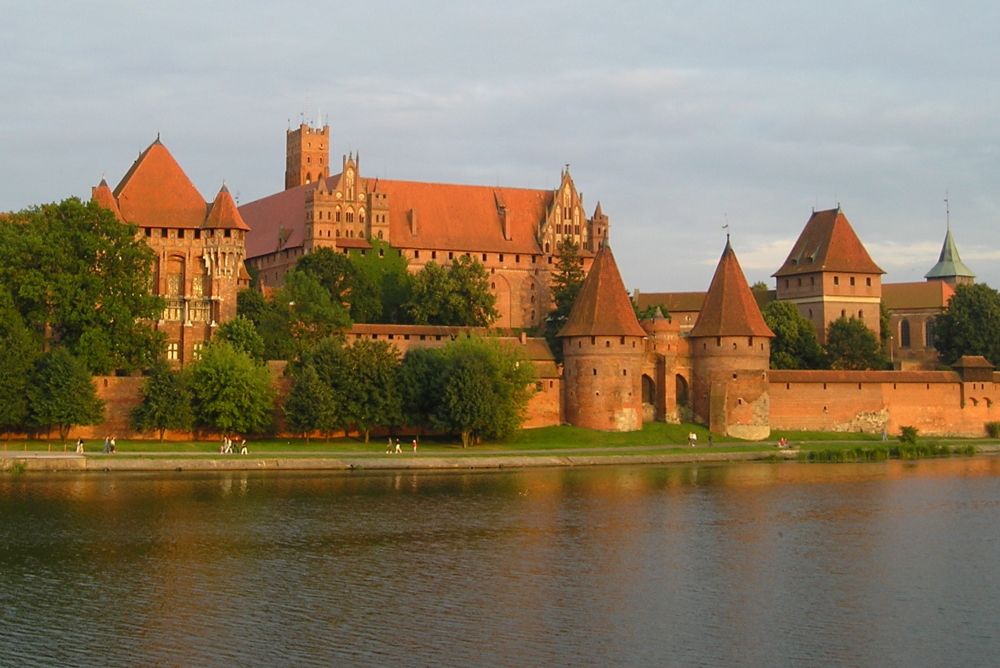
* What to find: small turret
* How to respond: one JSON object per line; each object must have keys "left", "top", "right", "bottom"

{"left": 925, "top": 227, "right": 975, "bottom": 286}
{"left": 691, "top": 239, "right": 774, "bottom": 439}
{"left": 91, "top": 178, "right": 122, "bottom": 221}
{"left": 558, "top": 244, "right": 646, "bottom": 431}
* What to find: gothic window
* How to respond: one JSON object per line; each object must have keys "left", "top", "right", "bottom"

{"left": 900, "top": 319, "right": 911, "bottom": 348}
{"left": 192, "top": 274, "right": 208, "bottom": 298}
{"left": 925, "top": 321, "right": 935, "bottom": 347}
{"left": 834, "top": 276, "right": 840, "bottom": 286}
{"left": 336, "top": 209, "right": 341, "bottom": 222}
{"left": 166, "top": 343, "right": 179, "bottom": 361}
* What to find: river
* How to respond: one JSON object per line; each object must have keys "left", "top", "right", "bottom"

{"left": 1, "top": 458, "right": 999, "bottom": 667}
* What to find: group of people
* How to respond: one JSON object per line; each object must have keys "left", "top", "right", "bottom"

{"left": 386, "top": 438, "right": 418, "bottom": 454}
{"left": 687, "top": 432, "right": 715, "bottom": 446}
{"left": 220, "top": 436, "right": 248, "bottom": 454}
{"left": 74, "top": 437, "right": 117, "bottom": 453}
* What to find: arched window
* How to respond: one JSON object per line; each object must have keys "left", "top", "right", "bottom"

{"left": 675, "top": 375, "right": 689, "bottom": 407}
{"left": 900, "top": 319, "right": 911, "bottom": 348}
{"left": 642, "top": 375, "right": 655, "bottom": 404}
{"left": 925, "top": 320, "right": 935, "bottom": 348}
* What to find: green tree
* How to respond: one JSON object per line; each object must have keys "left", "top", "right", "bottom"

{"left": 545, "top": 238, "right": 586, "bottom": 361}
{"left": 341, "top": 339, "right": 402, "bottom": 442}
{"left": 826, "top": 317, "right": 887, "bottom": 370}
{"left": 0, "top": 287, "right": 39, "bottom": 439}
{"left": 282, "top": 364, "right": 339, "bottom": 443}
{"left": 215, "top": 315, "right": 266, "bottom": 362}
{"left": 933, "top": 283, "right": 1000, "bottom": 366}
{"left": 276, "top": 271, "right": 352, "bottom": 356}
{"left": 129, "top": 359, "right": 194, "bottom": 441}
{"left": 750, "top": 281, "right": 770, "bottom": 291}
{"left": 349, "top": 238, "right": 413, "bottom": 323}
{"left": 189, "top": 342, "right": 274, "bottom": 435}
{"left": 405, "top": 256, "right": 498, "bottom": 326}
{"left": 762, "top": 301, "right": 828, "bottom": 369}
{"left": 431, "top": 336, "right": 535, "bottom": 447}
{"left": 27, "top": 348, "right": 105, "bottom": 442}
{"left": 296, "top": 246, "right": 359, "bottom": 308}
{"left": 0, "top": 198, "right": 165, "bottom": 373}
{"left": 237, "top": 288, "right": 269, "bottom": 326}
{"left": 398, "top": 347, "right": 447, "bottom": 435}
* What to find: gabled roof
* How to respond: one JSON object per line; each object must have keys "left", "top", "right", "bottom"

{"left": 773, "top": 208, "right": 884, "bottom": 277}
{"left": 205, "top": 184, "right": 251, "bottom": 231}
{"left": 557, "top": 244, "right": 647, "bottom": 338}
{"left": 240, "top": 174, "right": 557, "bottom": 259}
{"left": 882, "top": 281, "right": 954, "bottom": 311}
{"left": 113, "top": 139, "right": 208, "bottom": 229}
{"left": 690, "top": 240, "right": 774, "bottom": 338}
{"left": 925, "top": 228, "right": 975, "bottom": 281}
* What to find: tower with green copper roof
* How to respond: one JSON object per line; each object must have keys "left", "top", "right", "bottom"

{"left": 925, "top": 226, "right": 975, "bottom": 286}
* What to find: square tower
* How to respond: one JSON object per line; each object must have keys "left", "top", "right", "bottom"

{"left": 285, "top": 123, "right": 330, "bottom": 190}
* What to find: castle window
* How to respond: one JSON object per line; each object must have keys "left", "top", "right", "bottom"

{"left": 530, "top": 295, "right": 535, "bottom": 304}
{"left": 548, "top": 257, "right": 553, "bottom": 264}
{"left": 178, "top": 229, "right": 185, "bottom": 239}
{"left": 194, "top": 230, "right": 201, "bottom": 239}
{"left": 823, "top": 383, "right": 827, "bottom": 390}
{"left": 545, "top": 243, "right": 550, "bottom": 253}
{"left": 388, "top": 334, "right": 394, "bottom": 340}
{"left": 432, "top": 251, "right": 437, "bottom": 259}
{"left": 591, "top": 336, "right": 596, "bottom": 345}
{"left": 449, "top": 252, "right": 454, "bottom": 260}
{"left": 797, "top": 278, "right": 802, "bottom": 287}
{"left": 850, "top": 277, "right": 856, "bottom": 286}
{"left": 620, "top": 336, "right": 625, "bottom": 345}
{"left": 516, "top": 255, "right": 520, "bottom": 263}
{"left": 499, "top": 254, "right": 504, "bottom": 262}
{"left": 166, "top": 343, "right": 179, "bottom": 361}
{"left": 145, "top": 228, "right": 151, "bottom": 237}
{"left": 784, "top": 280, "right": 789, "bottom": 289}
{"left": 414, "top": 250, "right": 419, "bottom": 258}
{"left": 900, "top": 320, "right": 911, "bottom": 348}
{"left": 733, "top": 342, "right": 737, "bottom": 350}
{"left": 786, "top": 383, "right": 790, "bottom": 390}
{"left": 834, "top": 276, "right": 840, "bottom": 286}
{"left": 593, "top": 369, "right": 597, "bottom": 375}
{"left": 530, "top": 283, "right": 535, "bottom": 291}
{"left": 926, "top": 321, "right": 935, "bottom": 347}
{"left": 606, "top": 341, "right": 610, "bottom": 348}
{"left": 623, "top": 369, "right": 627, "bottom": 376}
{"left": 549, "top": 381, "right": 554, "bottom": 388}
{"left": 225, "top": 229, "right": 231, "bottom": 238}
{"left": 808, "top": 309, "right": 813, "bottom": 318}
{"left": 336, "top": 210, "right": 341, "bottom": 222}
{"left": 556, "top": 224, "right": 562, "bottom": 234}
{"left": 866, "top": 277, "right": 872, "bottom": 287}
{"left": 379, "top": 248, "right": 384, "bottom": 257}
{"left": 858, "top": 310, "right": 863, "bottom": 319}
{"left": 161, "top": 228, "right": 168, "bottom": 238}
{"left": 531, "top": 310, "right": 536, "bottom": 321}
{"left": 732, "top": 373, "right": 737, "bottom": 380}
{"left": 841, "top": 309, "right": 846, "bottom": 317}
{"left": 491, "top": 282, "right": 496, "bottom": 289}
{"left": 716, "top": 337, "right": 721, "bottom": 347}
{"left": 532, "top": 255, "right": 537, "bottom": 264}
{"left": 335, "top": 229, "right": 340, "bottom": 237}
{"left": 482, "top": 253, "right": 487, "bottom": 261}
{"left": 810, "top": 276, "right": 815, "bottom": 286}
{"left": 193, "top": 343, "right": 204, "bottom": 360}
{"left": 748, "top": 337, "right": 753, "bottom": 347}
{"left": 575, "top": 226, "right": 580, "bottom": 235}
{"left": 378, "top": 231, "right": 383, "bottom": 239}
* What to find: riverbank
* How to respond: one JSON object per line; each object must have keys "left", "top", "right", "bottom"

{"left": 4, "top": 443, "right": 999, "bottom": 473}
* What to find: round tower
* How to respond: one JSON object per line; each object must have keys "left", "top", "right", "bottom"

{"left": 690, "top": 240, "right": 774, "bottom": 440}
{"left": 558, "top": 245, "right": 646, "bottom": 431}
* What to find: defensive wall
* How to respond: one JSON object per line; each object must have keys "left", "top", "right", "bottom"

{"left": 770, "top": 369, "right": 999, "bottom": 437}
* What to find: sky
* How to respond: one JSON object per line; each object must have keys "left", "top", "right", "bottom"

{"left": 2, "top": 0, "right": 999, "bottom": 292}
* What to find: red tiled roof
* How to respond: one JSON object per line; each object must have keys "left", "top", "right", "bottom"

{"left": 113, "top": 139, "right": 208, "bottom": 229}
{"left": 690, "top": 241, "right": 774, "bottom": 338}
{"left": 91, "top": 179, "right": 122, "bottom": 221}
{"left": 952, "top": 355, "right": 994, "bottom": 369}
{"left": 882, "top": 281, "right": 954, "bottom": 311}
{"left": 205, "top": 185, "right": 250, "bottom": 231}
{"left": 773, "top": 208, "right": 884, "bottom": 277}
{"left": 636, "top": 289, "right": 775, "bottom": 315}
{"left": 558, "top": 245, "right": 647, "bottom": 338}
{"left": 770, "top": 370, "right": 960, "bottom": 384}
{"left": 240, "top": 174, "right": 555, "bottom": 259}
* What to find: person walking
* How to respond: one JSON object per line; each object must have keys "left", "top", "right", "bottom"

{"left": 240, "top": 439, "right": 248, "bottom": 455}
{"left": 387, "top": 437, "right": 393, "bottom": 454}
{"left": 75, "top": 438, "right": 84, "bottom": 454}
{"left": 109, "top": 436, "right": 116, "bottom": 454}
{"left": 394, "top": 439, "right": 401, "bottom": 454}
{"left": 103, "top": 437, "right": 111, "bottom": 454}
{"left": 412, "top": 438, "right": 418, "bottom": 453}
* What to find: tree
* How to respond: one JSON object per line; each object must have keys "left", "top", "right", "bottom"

{"left": 296, "top": 246, "right": 360, "bottom": 308}
{"left": 431, "top": 336, "right": 535, "bottom": 447}
{"left": 398, "top": 347, "right": 448, "bottom": 435}
{"left": 826, "top": 317, "right": 887, "bottom": 370}
{"left": 349, "top": 238, "right": 413, "bottom": 323}
{"left": 129, "top": 359, "right": 194, "bottom": 441}
{"left": 188, "top": 342, "right": 274, "bottom": 435}
{"left": 762, "top": 301, "right": 827, "bottom": 369}
{"left": 215, "top": 315, "right": 266, "bottom": 362}
{"left": 282, "top": 364, "right": 338, "bottom": 443}
{"left": 933, "top": 283, "right": 1000, "bottom": 366}
{"left": 27, "top": 348, "right": 105, "bottom": 442}
{"left": 545, "top": 238, "right": 586, "bottom": 362}
{"left": 635, "top": 302, "right": 670, "bottom": 321}
{"left": 405, "top": 256, "right": 498, "bottom": 326}
{"left": 0, "top": 287, "right": 39, "bottom": 439}
{"left": 750, "top": 281, "right": 770, "bottom": 292}
{"left": 276, "top": 271, "right": 352, "bottom": 356}
{"left": 0, "top": 198, "right": 165, "bottom": 373}
{"left": 340, "top": 339, "right": 402, "bottom": 442}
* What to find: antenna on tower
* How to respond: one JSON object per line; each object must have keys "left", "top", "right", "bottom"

{"left": 945, "top": 190, "right": 951, "bottom": 230}
{"left": 305, "top": 91, "right": 311, "bottom": 126}
{"left": 723, "top": 214, "right": 730, "bottom": 242}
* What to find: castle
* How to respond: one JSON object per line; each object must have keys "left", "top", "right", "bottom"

{"left": 80, "top": 132, "right": 996, "bottom": 441}
{"left": 238, "top": 123, "right": 608, "bottom": 329}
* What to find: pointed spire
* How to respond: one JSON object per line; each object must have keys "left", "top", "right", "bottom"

{"left": 925, "top": 227, "right": 975, "bottom": 282}
{"left": 691, "top": 242, "right": 774, "bottom": 338}
{"left": 205, "top": 182, "right": 251, "bottom": 231}
{"left": 557, "top": 245, "right": 646, "bottom": 338}
{"left": 91, "top": 178, "right": 122, "bottom": 221}
{"left": 773, "top": 208, "right": 883, "bottom": 277}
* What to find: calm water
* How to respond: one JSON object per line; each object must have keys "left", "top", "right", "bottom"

{"left": 2, "top": 459, "right": 1000, "bottom": 667}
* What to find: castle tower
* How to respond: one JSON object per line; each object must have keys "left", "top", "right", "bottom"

{"left": 558, "top": 244, "right": 646, "bottom": 431}
{"left": 640, "top": 307, "right": 680, "bottom": 423}
{"left": 691, "top": 239, "right": 774, "bottom": 439}
{"left": 588, "top": 202, "right": 608, "bottom": 253}
{"left": 285, "top": 123, "right": 330, "bottom": 190}
{"left": 925, "top": 226, "right": 975, "bottom": 286}
{"left": 773, "top": 208, "right": 884, "bottom": 343}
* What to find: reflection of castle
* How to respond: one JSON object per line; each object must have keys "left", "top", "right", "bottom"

{"left": 239, "top": 123, "right": 610, "bottom": 330}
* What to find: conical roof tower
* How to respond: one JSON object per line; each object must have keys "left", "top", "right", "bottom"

{"left": 925, "top": 227, "right": 975, "bottom": 285}
{"left": 691, "top": 238, "right": 774, "bottom": 339}
{"left": 558, "top": 244, "right": 646, "bottom": 339}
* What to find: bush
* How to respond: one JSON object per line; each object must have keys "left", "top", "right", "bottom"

{"left": 986, "top": 421, "right": 1000, "bottom": 438}
{"left": 898, "top": 425, "right": 918, "bottom": 445}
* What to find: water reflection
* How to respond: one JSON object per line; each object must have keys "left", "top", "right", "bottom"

{"left": 1, "top": 459, "right": 999, "bottom": 667}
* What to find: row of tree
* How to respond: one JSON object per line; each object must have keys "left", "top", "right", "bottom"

{"left": 284, "top": 335, "right": 534, "bottom": 446}
{"left": 238, "top": 243, "right": 499, "bottom": 361}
